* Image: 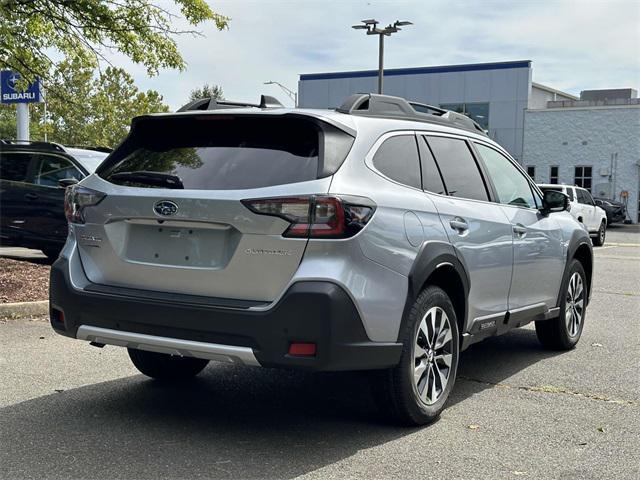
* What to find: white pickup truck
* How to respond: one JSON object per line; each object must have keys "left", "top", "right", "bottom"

{"left": 539, "top": 184, "right": 607, "bottom": 246}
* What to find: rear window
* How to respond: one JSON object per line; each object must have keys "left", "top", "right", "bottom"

{"left": 100, "top": 116, "right": 352, "bottom": 190}
{"left": 372, "top": 135, "right": 421, "bottom": 189}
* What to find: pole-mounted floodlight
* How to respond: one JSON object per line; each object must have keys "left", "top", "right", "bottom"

{"left": 352, "top": 19, "right": 412, "bottom": 94}
{"left": 264, "top": 81, "right": 297, "bottom": 107}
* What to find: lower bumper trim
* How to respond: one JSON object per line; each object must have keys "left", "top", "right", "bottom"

{"left": 76, "top": 325, "right": 260, "bottom": 366}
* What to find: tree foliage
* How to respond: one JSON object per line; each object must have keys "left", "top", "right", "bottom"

{"left": 0, "top": 58, "right": 169, "bottom": 147}
{"left": 189, "top": 83, "right": 224, "bottom": 102}
{"left": 0, "top": 0, "right": 229, "bottom": 83}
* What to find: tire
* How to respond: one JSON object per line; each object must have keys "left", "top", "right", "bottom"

{"left": 370, "top": 286, "right": 460, "bottom": 426}
{"left": 592, "top": 221, "right": 606, "bottom": 247}
{"left": 535, "top": 259, "right": 587, "bottom": 350}
{"left": 128, "top": 348, "right": 209, "bottom": 380}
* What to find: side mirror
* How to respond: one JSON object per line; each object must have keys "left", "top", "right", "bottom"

{"left": 595, "top": 200, "right": 603, "bottom": 207}
{"left": 58, "top": 178, "right": 79, "bottom": 189}
{"left": 541, "top": 190, "right": 569, "bottom": 215}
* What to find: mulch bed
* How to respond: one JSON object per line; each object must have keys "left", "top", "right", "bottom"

{"left": 0, "top": 258, "right": 50, "bottom": 303}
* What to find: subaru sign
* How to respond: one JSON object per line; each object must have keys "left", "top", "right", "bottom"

{"left": 1, "top": 71, "right": 41, "bottom": 104}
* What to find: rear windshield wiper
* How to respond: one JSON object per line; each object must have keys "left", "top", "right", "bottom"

{"left": 109, "top": 171, "right": 184, "bottom": 189}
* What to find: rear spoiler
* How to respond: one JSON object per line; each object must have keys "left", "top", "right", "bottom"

{"left": 177, "top": 95, "right": 285, "bottom": 112}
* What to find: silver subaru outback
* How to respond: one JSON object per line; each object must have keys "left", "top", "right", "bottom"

{"left": 50, "top": 93, "right": 593, "bottom": 425}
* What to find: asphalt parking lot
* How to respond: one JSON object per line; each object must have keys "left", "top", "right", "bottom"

{"left": 1, "top": 226, "right": 639, "bottom": 479}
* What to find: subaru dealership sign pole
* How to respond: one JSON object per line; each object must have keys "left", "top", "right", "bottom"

{"left": 1, "top": 70, "right": 42, "bottom": 141}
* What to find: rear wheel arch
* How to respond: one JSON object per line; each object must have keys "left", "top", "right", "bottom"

{"left": 403, "top": 241, "right": 469, "bottom": 342}
{"left": 559, "top": 231, "right": 592, "bottom": 307}
{"left": 572, "top": 243, "right": 593, "bottom": 302}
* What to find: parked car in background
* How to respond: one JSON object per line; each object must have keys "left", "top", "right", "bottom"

{"left": 539, "top": 184, "right": 607, "bottom": 246}
{"left": 0, "top": 140, "right": 110, "bottom": 260}
{"left": 50, "top": 94, "right": 594, "bottom": 425}
{"left": 593, "top": 197, "right": 627, "bottom": 225}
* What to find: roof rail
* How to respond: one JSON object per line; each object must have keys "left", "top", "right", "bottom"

{"left": 336, "top": 93, "right": 487, "bottom": 136}
{"left": 64, "top": 145, "right": 113, "bottom": 153}
{"left": 0, "top": 139, "right": 67, "bottom": 152}
{"left": 177, "top": 95, "right": 285, "bottom": 112}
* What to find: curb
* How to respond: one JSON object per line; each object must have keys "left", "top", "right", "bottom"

{"left": 0, "top": 300, "right": 49, "bottom": 319}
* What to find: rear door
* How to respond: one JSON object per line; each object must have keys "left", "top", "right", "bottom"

{"left": 0, "top": 151, "right": 36, "bottom": 244}
{"left": 472, "top": 142, "right": 564, "bottom": 312}
{"left": 581, "top": 189, "right": 599, "bottom": 230}
{"left": 421, "top": 134, "right": 513, "bottom": 330}
{"left": 78, "top": 114, "right": 354, "bottom": 302}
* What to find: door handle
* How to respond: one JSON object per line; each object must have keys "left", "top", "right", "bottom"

{"left": 449, "top": 218, "right": 469, "bottom": 233}
{"left": 512, "top": 224, "right": 527, "bottom": 236}
{"left": 24, "top": 193, "right": 39, "bottom": 200}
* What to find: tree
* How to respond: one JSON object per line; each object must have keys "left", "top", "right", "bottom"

{"left": 189, "top": 84, "right": 224, "bottom": 102}
{"left": 0, "top": 58, "right": 170, "bottom": 147}
{"left": 0, "top": 1, "right": 229, "bottom": 84}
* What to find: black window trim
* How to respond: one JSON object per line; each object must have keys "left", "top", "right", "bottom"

{"left": 416, "top": 134, "right": 447, "bottom": 195}
{"left": 365, "top": 130, "right": 424, "bottom": 192}
{"left": 418, "top": 132, "right": 494, "bottom": 204}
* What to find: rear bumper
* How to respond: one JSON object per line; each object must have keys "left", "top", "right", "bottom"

{"left": 49, "top": 257, "right": 402, "bottom": 371}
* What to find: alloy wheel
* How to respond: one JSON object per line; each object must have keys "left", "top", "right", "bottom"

{"left": 565, "top": 272, "right": 584, "bottom": 337}
{"left": 413, "top": 306, "right": 453, "bottom": 405}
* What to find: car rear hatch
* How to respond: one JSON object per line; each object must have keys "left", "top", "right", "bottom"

{"left": 73, "top": 112, "right": 354, "bottom": 304}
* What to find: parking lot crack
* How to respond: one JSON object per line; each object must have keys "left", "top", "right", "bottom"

{"left": 458, "top": 376, "right": 639, "bottom": 406}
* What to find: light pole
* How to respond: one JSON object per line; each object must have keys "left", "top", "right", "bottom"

{"left": 264, "top": 81, "right": 297, "bottom": 107}
{"left": 352, "top": 19, "right": 412, "bottom": 94}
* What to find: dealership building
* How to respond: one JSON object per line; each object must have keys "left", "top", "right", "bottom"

{"left": 298, "top": 60, "right": 638, "bottom": 222}
{"left": 298, "top": 60, "right": 576, "bottom": 161}
{"left": 523, "top": 89, "right": 639, "bottom": 223}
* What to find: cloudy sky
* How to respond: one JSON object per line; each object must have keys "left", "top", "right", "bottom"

{"left": 113, "top": 0, "right": 640, "bottom": 109}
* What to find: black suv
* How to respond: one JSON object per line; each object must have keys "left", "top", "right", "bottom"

{"left": 0, "top": 140, "right": 109, "bottom": 259}
{"left": 594, "top": 197, "right": 627, "bottom": 225}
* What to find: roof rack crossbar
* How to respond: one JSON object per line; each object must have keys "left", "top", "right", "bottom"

{"left": 336, "top": 93, "right": 487, "bottom": 136}
{"left": 177, "top": 95, "right": 285, "bottom": 112}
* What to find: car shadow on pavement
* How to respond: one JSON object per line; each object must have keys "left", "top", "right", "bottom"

{"left": 1, "top": 328, "right": 562, "bottom": 479}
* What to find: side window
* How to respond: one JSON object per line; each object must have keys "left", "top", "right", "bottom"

{"left": 474, "top": 143, "right": 536, "bottom": 208}
{"left": 576, "top": 189, "right": 588, "bottom": 204}
{"left": 584, "top": 191, "right": 595, "bottom": 205}
{"left": 418, "top": 137, "right": 446, "bottom": 195}
{"left": 371, "top": 135, "right": 421, "bottom": 189}
{"left": 0, "top": 152, "right": 32, "bottom": 182}
{"left": 426, "top": 136, "right": 489, "bottom": 201}
{"left": 578, "top": 189, "right": 594, "bottom": 205}
{"left": 566, "top": 187, "right": 575, "bottom": 201}
{"left": 34, "top": 155, "right": 83, "bottom": 187}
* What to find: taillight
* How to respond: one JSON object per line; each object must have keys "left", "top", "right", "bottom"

{"left": 64, "top": 185, "right": 106, "bottom": 224}
{"left": 242, "top": 195, "right": 375, "bottom": 239}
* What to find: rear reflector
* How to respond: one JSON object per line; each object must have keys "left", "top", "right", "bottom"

{"left": 288, "top": 342, "right": 317, "bottom": 357}
{"left": 242, "top": 195, "right": 374, "bottom": 239}
{"left": 50, "top": 308, "right": 65, "bottom": 328}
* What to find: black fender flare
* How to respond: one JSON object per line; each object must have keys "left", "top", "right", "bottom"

{"left": 558, "top": 229, "right": 593, "bottom": 307}
{"left": 399, "top": 241, "right": 471, "bottom": 341}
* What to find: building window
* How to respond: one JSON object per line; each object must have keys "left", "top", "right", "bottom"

{"left": 574, "top": 166, "right": 592, "bottom": 191}
{"left": 526, "top": 166, "right": 535, "bottom": 180}
{"left": 440, "top": 102, "right": 489, "bottom": 130}
{"left": 550, "top": 166, "right": 559, "bottom": 184}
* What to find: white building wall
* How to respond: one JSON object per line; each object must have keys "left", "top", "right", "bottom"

{"left": 523, "top": 105, "right": 640, "bottom": 223}
{"left": 298, "top": 63, "right": 532, "bottom": 160}
{"left": 529, "top": 84, "right": 576, "bottom": 109}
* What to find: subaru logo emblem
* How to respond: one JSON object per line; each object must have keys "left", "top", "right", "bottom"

{"left": 154, "top": 200, "right": 178, "bottom": 217}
